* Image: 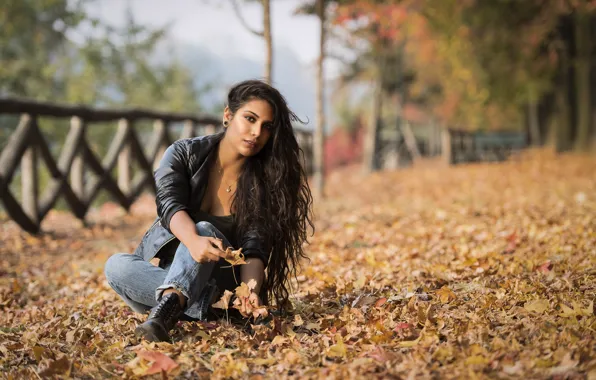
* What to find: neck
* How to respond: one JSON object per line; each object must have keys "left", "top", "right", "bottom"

{"left": 218, "top": 136, "right": 245, "bottom": 175}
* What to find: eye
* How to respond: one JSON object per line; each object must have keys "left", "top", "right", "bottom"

{"left": 264, "top": 123, "right": 273, "bottom": 130}
{"left": 245, "top": 116, "right": 256, "bottom": 123}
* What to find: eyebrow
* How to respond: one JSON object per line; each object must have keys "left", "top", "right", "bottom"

{"left": 245, "top": 110, "right": 260, "bottom": 118}
{"left": 245, "top": 110, "right": 273, "bottom": 124}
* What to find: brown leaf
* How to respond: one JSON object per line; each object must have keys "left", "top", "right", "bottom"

{"left": 38, "top": 355, "right": 70, "bottom": 377}
{"left": 135, "top": 349, "right": 179, "bottom": 375}
{"left": 374, "top": 297, "right": 387, "bottom": 308}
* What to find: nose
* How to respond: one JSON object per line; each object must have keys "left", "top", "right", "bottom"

{"left": 251, "top": 124, "right": 262, "bottom": 137}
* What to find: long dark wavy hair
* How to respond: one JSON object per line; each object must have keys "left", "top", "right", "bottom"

{"left": 227, "top": 80, "right": 314, "bottom": 313}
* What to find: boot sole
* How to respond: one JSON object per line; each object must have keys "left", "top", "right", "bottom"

{"left": 134, "top": 322, "right": 170, "bottom": 342}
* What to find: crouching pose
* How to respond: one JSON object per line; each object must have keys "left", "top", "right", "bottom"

{"left": 104, "top": 80, "right": 314, "bottom": 342}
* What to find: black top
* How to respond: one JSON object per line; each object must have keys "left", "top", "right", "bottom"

{"left": 194, "top": 209, "right": 237, "bottom": 248}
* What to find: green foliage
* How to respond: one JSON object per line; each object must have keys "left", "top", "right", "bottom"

{"left": 1, "top": 1, "right": 207, "bottom": 209}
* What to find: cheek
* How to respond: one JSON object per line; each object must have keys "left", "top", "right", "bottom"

{"left": 232, "top": 119, "right": 250, "bottom": 134}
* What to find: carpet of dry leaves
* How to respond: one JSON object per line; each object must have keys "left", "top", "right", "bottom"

{"left": 1, "top": 150, "right": 595, "bottom": 379}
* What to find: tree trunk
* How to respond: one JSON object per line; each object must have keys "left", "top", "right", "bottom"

{"left": 528, "top": 88, "right": 541, "bottom": 146}
{"left": 401, "top": 121, "right": 421, "bottom": 163}
{"left": 313, "top": 0, "right": 325, "bottom": 198}
{"left": 263, "top": 0, "right": 272, "bottom": 84}
{"left": 574, "top": 10, "right": 591, "bottom": 152}
{"left": 363, "top": 70, "right": 383, "bottom": 174}
{"left": 555, "top": 52, "right": 573, "bottom": 153}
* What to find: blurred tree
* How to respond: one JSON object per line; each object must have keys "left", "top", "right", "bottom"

{"left": 334, "top": 1, "right": 419, "bottom": 171}
{"left": 295, "top": 0, "right": 333, "bottom": 198}
{"left": 229, "top": 0, "right": 272, "bottom": 83}
{"left": 334, "top": 0, "right": 596, "bottom": 154}
{"left": 0, "top": 0, "right": 87, "bottom": 98}
{"left": 0, "top": 1, "right": 207, "bottom": 206}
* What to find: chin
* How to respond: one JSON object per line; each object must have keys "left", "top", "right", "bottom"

{"left": 237, "top": 142, "right": 262, "bottom": 157}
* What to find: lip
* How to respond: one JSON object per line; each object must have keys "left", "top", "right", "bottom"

{"left": 243, "top": 140, "right": 257, "bottom": 149}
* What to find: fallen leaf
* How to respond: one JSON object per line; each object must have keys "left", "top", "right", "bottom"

{"left": 135, "top": 349, "right": 179, "bottom": 375}
{"left": 436, "top": 286, "right": 457, "bottom": 303}
{"left": 524, "top": 299, "right": 549, "bottom": 314}
{"left": 327, "top": 334, "right": 347, "bottom": 358}
{"left": 374, "top": 297, "right": 387, "bottom": 308}
{"left": 38, "top": 355, "right": 70, "bottom": 377}
{"left": 293, "top": 314, "right": 304, "bottom": 327}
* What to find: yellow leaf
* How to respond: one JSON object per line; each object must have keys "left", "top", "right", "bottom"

{"left": 271, "top": 335, "right": 288, "bottom": 346}
{"left": 235, "top": 282, "right": 251, "bottom": 298}
{"left": 559, "top": 303, "right": 576, "bottom": 318}
{"left": 465, "top": 355, "right": 489, "bottom": 365}
{"left": 32, "top": 346, "right": 45, "bottom": 362}
{"left": 327, "top": 334, "right": 347, "bottom": 358}
{"left": 293, "top": 314, "right": 304, "bottom": 327}
{"left": 252, "top": 357, "right": 276, "bottom": 366}
{"left": 398, "top": 336, "right": 421, "bottom": 348}
{"left": 353, "top": 275, "right": 366, "bottom": 290}
{"left": 573, "top": 300, "right": 593, "bottom": 316}
{"left": 524, "top": 299, "right": 549, "bottom": 314}
{"left": 436, "top": 286, "right": 457, "bottom": 304}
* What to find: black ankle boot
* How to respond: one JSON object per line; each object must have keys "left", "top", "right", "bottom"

{"left": 135, "top": 292, "right": 183, "bottom": 342}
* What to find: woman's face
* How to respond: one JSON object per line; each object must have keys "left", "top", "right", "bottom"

{"left": 223, "top": 99, "right": 274, "bottom": 157}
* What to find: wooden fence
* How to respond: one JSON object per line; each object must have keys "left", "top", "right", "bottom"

{"left": 444, "top": 129, "right": 527, "bottom": 164}
{"left": 0, "top": 97, "right": 313, "bottom": 233}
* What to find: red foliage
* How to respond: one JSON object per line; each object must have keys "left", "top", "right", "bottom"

{"left": 324, "top": 125, "right": 365, "bottom": 172}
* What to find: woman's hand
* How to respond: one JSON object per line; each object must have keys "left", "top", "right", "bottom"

{"left": 187, "top": 235, "right": 226, "bottom": 263}
{"left": 237, "top": 292, "right": 265, "bottom": 318}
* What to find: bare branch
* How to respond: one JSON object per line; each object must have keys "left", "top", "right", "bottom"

{"left": 229, "top": 0, "right": 265, "bottom": 38}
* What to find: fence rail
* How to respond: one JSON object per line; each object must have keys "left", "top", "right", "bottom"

{"left": 0, "top": 97, "right": 313, "bottom": 233}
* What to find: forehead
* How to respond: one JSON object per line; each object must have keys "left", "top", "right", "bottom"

{"left": 240, "top": 99, "right": 273, "bottom": 118}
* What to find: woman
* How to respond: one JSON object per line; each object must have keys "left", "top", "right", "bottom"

{"left": 104, "top": 80, "right": 314, "bottom": 342}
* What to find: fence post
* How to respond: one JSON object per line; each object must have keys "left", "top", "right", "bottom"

{"left": 153, "top": 119, "right": 167, "bottom": 171}
{"left": 21, "top": 115, "right": 39, "bottom": 224}
{"left": 441, "top": 128, "right": 452, "bottom": 165}
{"left": 181, "top": 119, "right": 194, "bottom": 139}
{"left": 117, "top": 118, "right": 131, "bottom": 195}
{"left": 70, "top": 117, "right": 86, "bottom": 199}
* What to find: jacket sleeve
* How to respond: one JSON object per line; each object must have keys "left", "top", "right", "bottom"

{"left": 154, "top": 140, "right": 192, "bottom": 233}
{"left": 239, "top": 229, "right": 271, "bottom": 268}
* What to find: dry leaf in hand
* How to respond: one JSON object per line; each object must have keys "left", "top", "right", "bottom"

{"left": 224, "top": 247, "right": 246, "bottom": 266}
{"left": 212, "top": 290, "right": 234, "bottom": 310}
{"left": 232, "top": 280, "right": 268, "bottom": 319}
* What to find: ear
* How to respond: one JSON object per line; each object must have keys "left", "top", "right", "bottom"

{"left": 223, "top": 106, "right": 233, "bottom": 123}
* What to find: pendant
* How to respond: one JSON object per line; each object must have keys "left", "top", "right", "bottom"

{"left": 226, "top": 186, "right": 232, "bottom": 193}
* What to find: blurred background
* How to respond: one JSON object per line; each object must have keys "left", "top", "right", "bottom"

{"left": 1, "top": 0, "right": 596, "bottom": 230}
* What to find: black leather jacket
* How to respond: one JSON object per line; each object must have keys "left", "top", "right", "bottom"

{"left": 133, "top": 132, "right": 269, "bottom": 266}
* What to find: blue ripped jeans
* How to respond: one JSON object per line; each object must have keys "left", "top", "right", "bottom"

{"left": 104, "top": 221, "right": 239, "bottom": 320}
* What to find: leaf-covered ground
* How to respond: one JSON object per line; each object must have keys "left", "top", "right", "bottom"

{"left": 1, "top": 150, "right": 595, "bottom": 379}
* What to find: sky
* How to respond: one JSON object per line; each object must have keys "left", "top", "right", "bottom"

{"left": 84, "top": 0, "right": 340, "bottom": 77}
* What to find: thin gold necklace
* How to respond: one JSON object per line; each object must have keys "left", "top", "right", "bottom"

{"left": 217, "top": 161, "right": 233, "bottom": 193}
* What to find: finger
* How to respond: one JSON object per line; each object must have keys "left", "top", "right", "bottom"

{"left": 209, "top": 247, "right": 227, "bottom": 260}
{"left": 199, "top": 250, "right": 220, "bottom": 262}
{"left": 208, "top": 237, "right": 224, "bottom": 251}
